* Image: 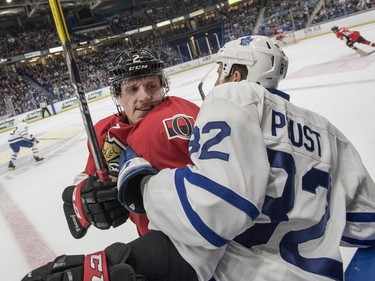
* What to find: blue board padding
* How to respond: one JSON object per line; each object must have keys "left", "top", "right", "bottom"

{"left": 51, "top": 104, "right": 57, "bottom": 115}
{"left": 345, "top": 245, "right": 375, "bottom": 280}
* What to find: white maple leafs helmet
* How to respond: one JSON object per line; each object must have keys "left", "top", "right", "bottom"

{"left": 217, "top": 35, "right": 288, "bottom": 88}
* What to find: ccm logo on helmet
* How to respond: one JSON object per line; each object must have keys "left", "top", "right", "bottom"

{"left": 129, "top": 65, "right": 148, "bottom": 71}
{"left": 84, "top": 251, "right": 109, "bottom": 281}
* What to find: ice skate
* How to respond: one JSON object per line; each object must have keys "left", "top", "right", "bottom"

{"left": 8, "top": 161, "right": 15, "bottom": 169}
{"left": 34, "top": 156, "right": 44, "bottom": 162}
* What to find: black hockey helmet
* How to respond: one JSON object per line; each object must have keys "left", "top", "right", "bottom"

{"left": 109, "top": 48, "right": 169, "bottom": 97}
{"left": 331, "top": 26, "right": 339, "bottom": 32}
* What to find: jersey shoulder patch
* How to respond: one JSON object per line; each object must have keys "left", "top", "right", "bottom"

{"left": 163, "top": 114, "right": 195, "bottom": 140}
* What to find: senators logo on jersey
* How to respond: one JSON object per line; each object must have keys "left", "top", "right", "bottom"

{"left": 163, "top": 114, "right": 195, "bottom": 140}
{"left": 102, "top": 124, "right": 129, "bottom": 173}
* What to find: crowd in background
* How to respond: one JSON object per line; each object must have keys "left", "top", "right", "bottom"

{"left": 1, "top": 0, "right": 374, "bottom": 118}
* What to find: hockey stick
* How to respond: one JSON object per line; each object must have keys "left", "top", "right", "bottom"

{"left": 49, "top": 0, "right": 108, "bottom": 182}
{"left": 197, "top": 80, "right": 206, "bottom": 101}
{"left": 197, "top": 64, "right": 217, "bottom": 101}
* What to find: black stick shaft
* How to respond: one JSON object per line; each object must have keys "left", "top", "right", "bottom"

{"left": 49, "top": 0, "right": 108, "bottom": 181}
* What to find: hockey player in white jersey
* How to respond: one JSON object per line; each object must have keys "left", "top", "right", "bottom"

{"left": 116, "top": 36, "right": 375, "bottom": 281}
{"left": 7, "top": 118, "right": 43, "bottom": 169}
{"left": 20, "top": 36, "right": 375, "bottom": 281}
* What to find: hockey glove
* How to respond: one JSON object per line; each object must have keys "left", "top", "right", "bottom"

{"left": 26, "top": 134, "right": 38, "bottom": 143}
{"left": 21, "top": 242, "right": 145, "bottom": 281}
{"left": 117, "top": 147, "right": 158, "bottom": 214}
{"left": 63, "top": 176, "right": 129, "bottom": 239}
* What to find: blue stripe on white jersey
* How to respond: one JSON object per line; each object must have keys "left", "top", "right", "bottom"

{"left": 175, "top": 167, "right": 260, "bottom": 247}
{"left": 342, "top": 236, "right": 375, "bottom": 247}
{"left": 346, "top": 212, "right": 375, "bottom": 222}
{"left": 343, "top": 213, "right": 375, "bottom": 246}
{"left": 8, "top": 136, "right": 24, "bottom": 143}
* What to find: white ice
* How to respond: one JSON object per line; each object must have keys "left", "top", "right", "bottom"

{"left": 1, "top": 23, "right": 375, "bottom": 280}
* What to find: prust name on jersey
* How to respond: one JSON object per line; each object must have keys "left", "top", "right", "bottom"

{"left": 271, "top": 109, "right": 322, "bottom": 157}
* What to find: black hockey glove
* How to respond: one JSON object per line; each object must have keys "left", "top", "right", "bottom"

{"left": 63, "top": 175, "right": 129, "bottom": 239}
{"left": 21, "top": 242, "right": 145, "bottom": 281}
{"left": 26, "top": 134, "right": 39, "bottom": 143}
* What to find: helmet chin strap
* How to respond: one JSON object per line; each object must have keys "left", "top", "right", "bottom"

{"left": 111, "top": 95, "right": 125, "bottom": 119}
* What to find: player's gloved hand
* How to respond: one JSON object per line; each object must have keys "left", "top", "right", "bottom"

{"left": 63, "top": 175, "right": 129, "bottom": 239}
{"left": 117, "top": 147, "right": 158, "bottom": 214}
{"left": 21, "top": 242, "right": 145, "bottom": 281}
{"left": 26, "top": 134, "right": 38, "bottom": 143}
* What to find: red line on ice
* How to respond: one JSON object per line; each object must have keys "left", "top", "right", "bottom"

{"left": 0, "top": 182, "right": 55, "bottom": 269}
{"left": 287, "top": 55, "right": 375, "bottom": 79}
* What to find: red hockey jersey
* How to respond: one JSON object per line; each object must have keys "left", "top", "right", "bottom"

{"left": 336, "top": 27, "right": 360, "bottom": 42}
{"left": 82, "top": 96, "right": 199, "bottom": 236}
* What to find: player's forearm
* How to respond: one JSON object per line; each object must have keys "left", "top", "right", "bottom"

{"left": 142, "top": 167, "right": 223, "bottom": 249}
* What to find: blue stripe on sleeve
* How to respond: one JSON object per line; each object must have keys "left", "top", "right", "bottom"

{"left": 174, "top": 167, "right": 260, "bottom": 247}
{"left": 341, "top": 214, "right": 375, "bottom": 247}
{"left": 346, "top": 212, "right": 375, "bottom": 222}
{"left": 341, "top": 236, "right": 375, "bottom": 247}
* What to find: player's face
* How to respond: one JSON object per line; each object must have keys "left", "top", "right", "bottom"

{"left": 117, "top": 75, "right": 164, "bottom": 124}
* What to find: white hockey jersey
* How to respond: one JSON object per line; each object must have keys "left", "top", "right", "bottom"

{"left": 141, "top": 81, "right": 375, "bottom": 281}
{"left": 8, "top": 121, "right": 34, "bottom": 143}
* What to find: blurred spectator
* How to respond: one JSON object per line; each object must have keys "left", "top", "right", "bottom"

{"left": 1, "top": 0, "right": 374, "bottom": 117}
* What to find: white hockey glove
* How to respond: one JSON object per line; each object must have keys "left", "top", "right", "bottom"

{"left": 117, "top": 147, "right": 158, "bottom": 214}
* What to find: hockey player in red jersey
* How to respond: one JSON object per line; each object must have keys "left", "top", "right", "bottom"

{"left": 331, "top": 26, "right": 375, "bottom": 57}
{"left": 21, "top": 48, "right": 201, "bottom": 281}
{"left": 62, "top": 48, "right": 199, "bottom": 239}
